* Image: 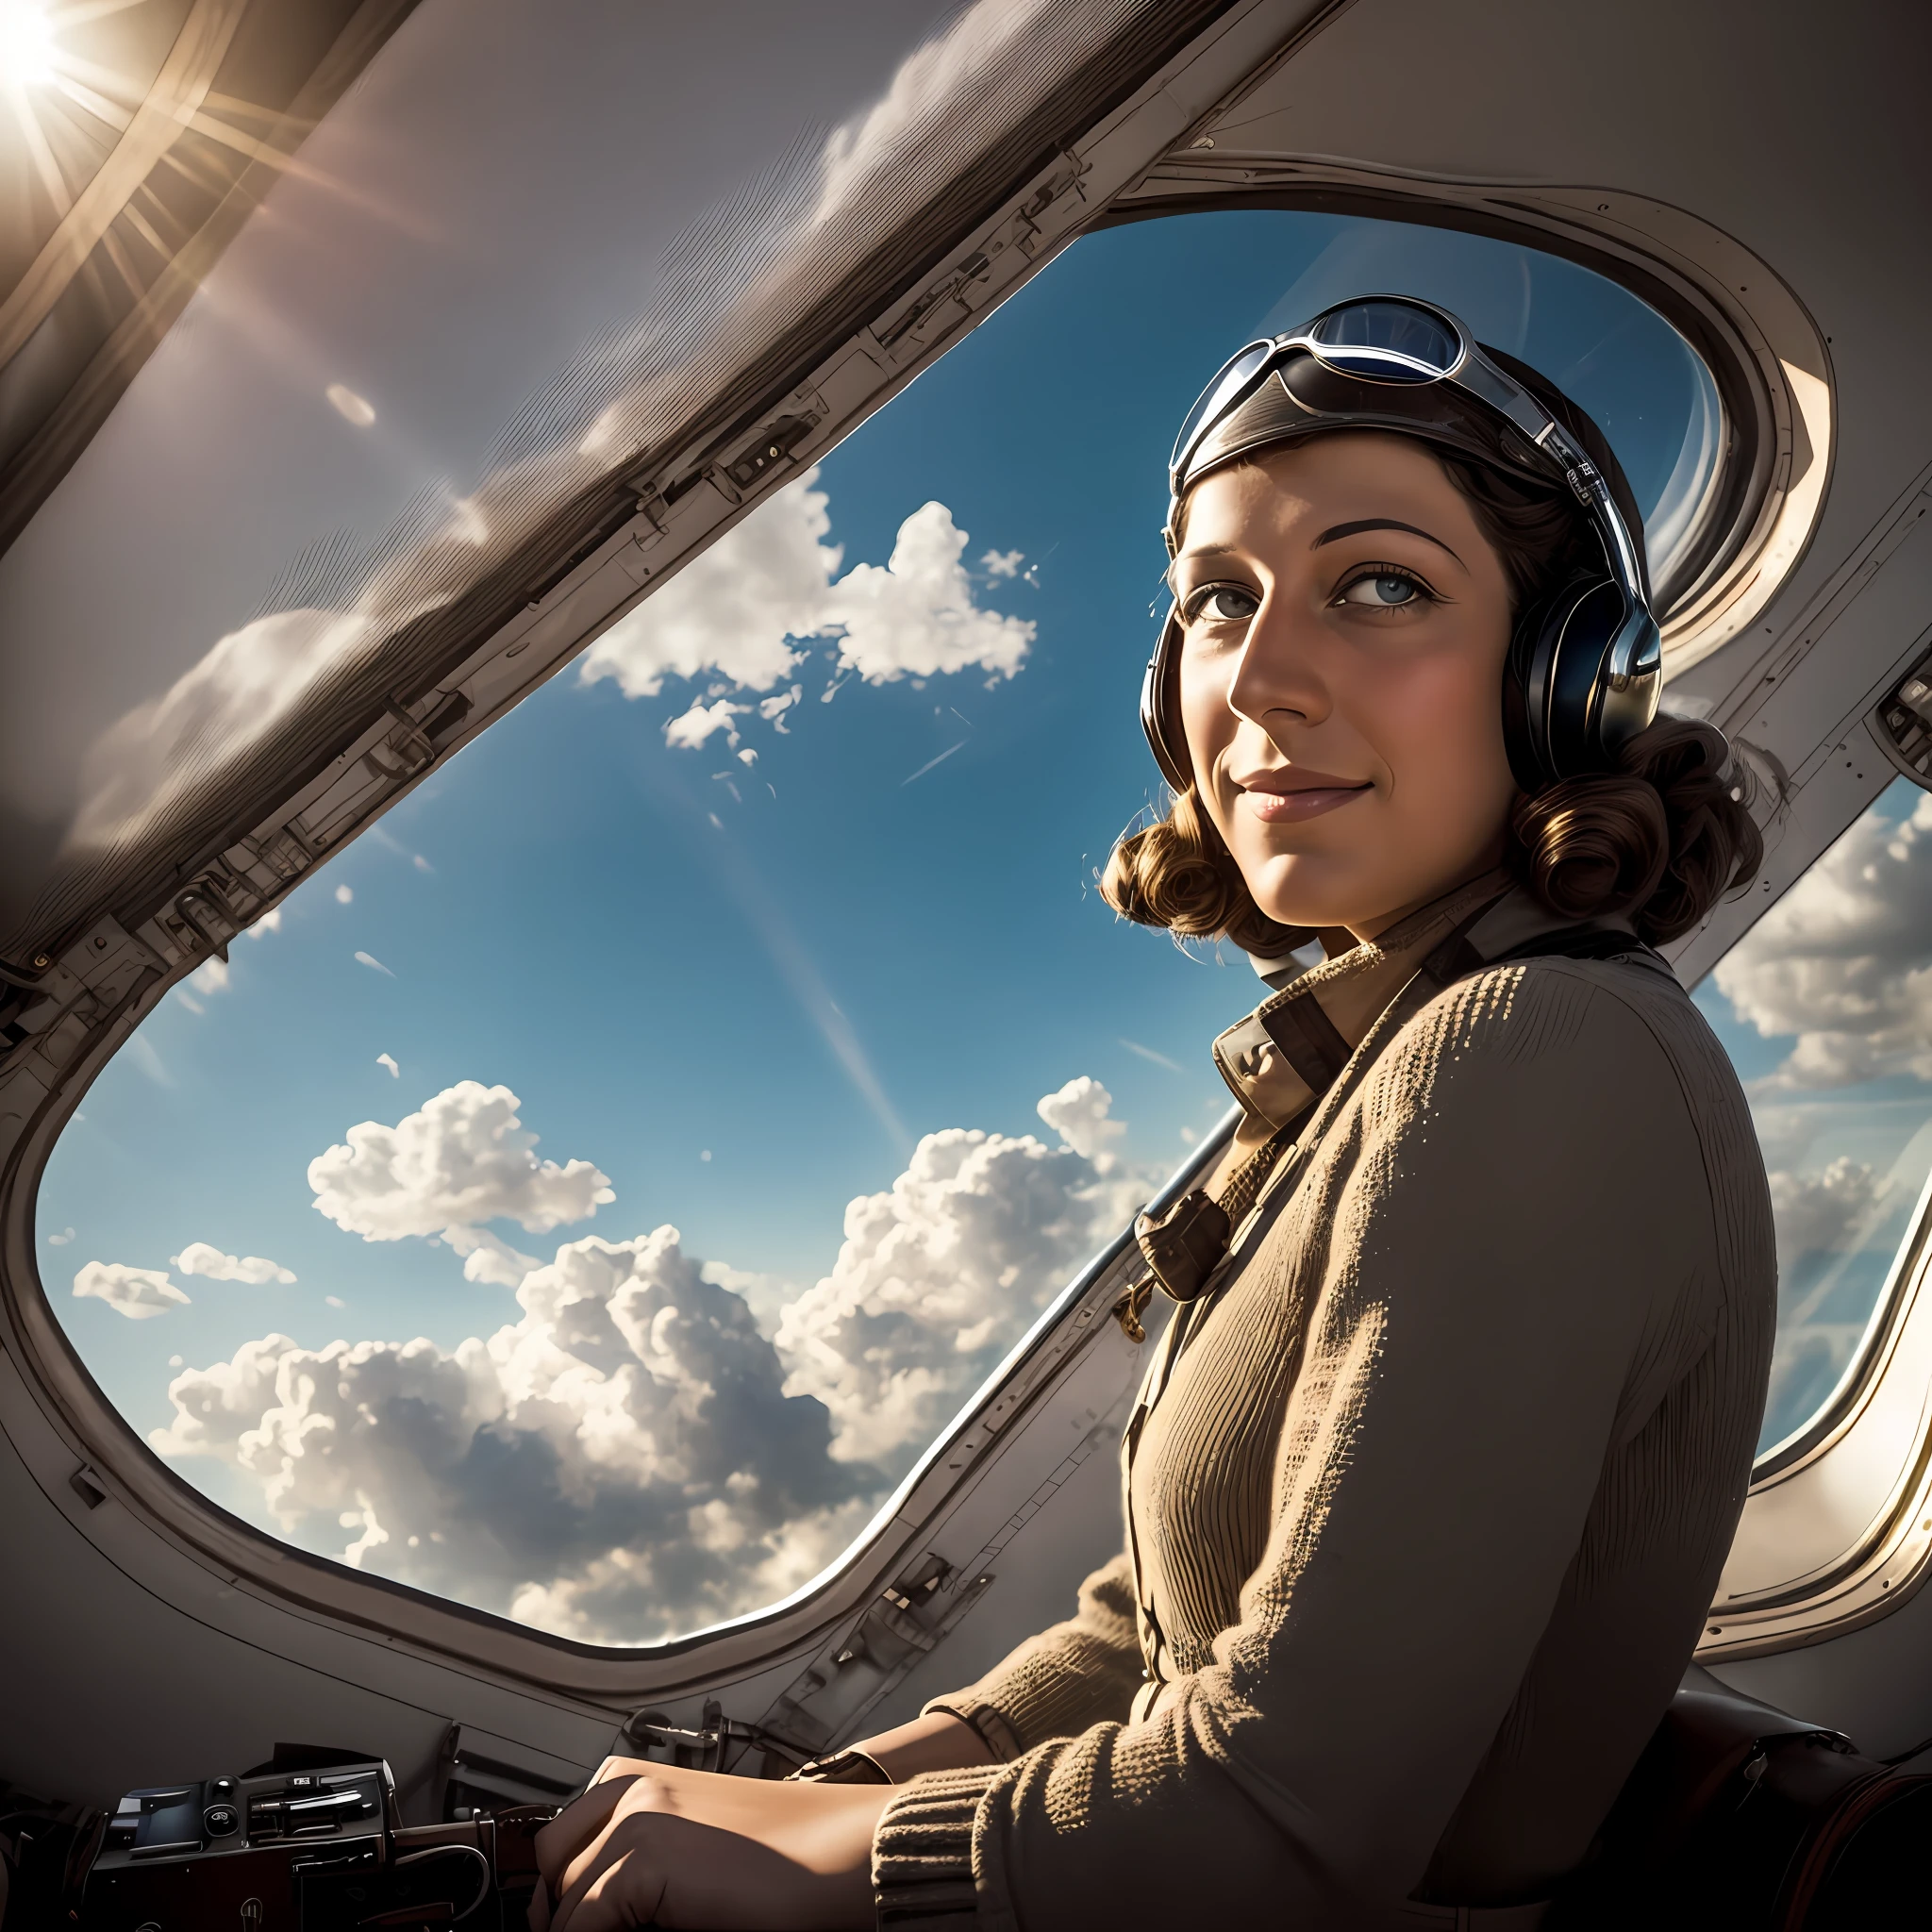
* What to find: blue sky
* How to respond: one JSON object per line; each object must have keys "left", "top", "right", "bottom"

{"left": 38, "top": 208, "right": 1766, "bottom": 1622}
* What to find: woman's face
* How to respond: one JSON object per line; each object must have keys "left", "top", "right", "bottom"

{"left": 1172, "top": 431, "right": 1520, "bottom": 941}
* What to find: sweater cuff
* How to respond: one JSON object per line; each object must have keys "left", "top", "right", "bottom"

{"left": 920, "top": 1696, "right": 1024, "bottom": 1763}
{"left": 873, "top": 1763, "right": 1003, "bottom": 1927}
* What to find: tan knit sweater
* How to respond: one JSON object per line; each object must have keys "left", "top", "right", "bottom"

{"left": 872, "top": 883, "right": 1775, "bottom": 1929}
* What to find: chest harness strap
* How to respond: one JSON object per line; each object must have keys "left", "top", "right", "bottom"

{"left": 1110, "top": 918, "right": 1657, "bottom": 1342}
{"left": 1111, "top": 1125, "right": 1291, "bottom": 1341}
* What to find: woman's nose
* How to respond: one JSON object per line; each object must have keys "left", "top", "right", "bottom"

{"left": 1225, "top": 595, "right": 1330, "bottom": 736}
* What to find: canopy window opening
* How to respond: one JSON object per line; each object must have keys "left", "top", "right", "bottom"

{"left": 1695, "top": 776, "right": 1932, "bottom": 1459}
{"left": 36, "top": 208, "right": 1729, "bottom": 1646}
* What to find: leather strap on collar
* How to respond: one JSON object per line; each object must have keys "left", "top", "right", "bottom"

{"left": 1114, "top": 913, "right": 1656, "bottom": 1342}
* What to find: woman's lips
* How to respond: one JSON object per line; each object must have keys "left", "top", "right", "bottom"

{"left": 1238, "top": 776, "right": 1373, "bottom": 824}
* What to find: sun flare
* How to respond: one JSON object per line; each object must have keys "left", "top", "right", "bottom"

{"left": 0, "top": 0, "right": 58, "bottom": 88}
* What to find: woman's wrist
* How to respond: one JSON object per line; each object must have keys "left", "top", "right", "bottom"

{"left": 842, "top": 1709, "right": 996, "bottom": 1781}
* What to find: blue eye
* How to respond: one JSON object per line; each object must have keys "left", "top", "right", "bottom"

{"left": 1337, "top": 572, "right": 1426, "bottom": 608}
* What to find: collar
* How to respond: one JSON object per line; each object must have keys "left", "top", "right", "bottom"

{"left": 1211, "top": 872, "right": 1636, "bottom": 1137}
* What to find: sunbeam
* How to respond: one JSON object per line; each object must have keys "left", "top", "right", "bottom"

{"left": 0, "top": 0, "right": 58, "bottom": 88}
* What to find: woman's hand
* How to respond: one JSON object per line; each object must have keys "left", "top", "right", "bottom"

{"left": 530, "top": 1757, "right": 892, "bottom": 1932}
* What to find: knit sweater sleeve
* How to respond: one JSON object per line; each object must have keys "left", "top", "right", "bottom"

{"left": 872, "top": 966, "right": 1759, "bottom": 1929}
{"left": 918, "top": 1550, "right": 1143, "bottom": 1760}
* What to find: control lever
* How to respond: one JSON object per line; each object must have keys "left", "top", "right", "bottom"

{"left": 284, "top": 1790, "right": 371, "bottom": 1816}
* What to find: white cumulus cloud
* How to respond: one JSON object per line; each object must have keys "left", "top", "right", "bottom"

{"left": 508, "top": 1496, "right": 878, "bottom": 1643}
{"left": 775, "top": 1082, "right": 1140, "bottom": 1465}
{"left": 154, "top": 1227, "right": 861, "bottom": 1641}
{"left": 825, "top": 500, "right": 1033, "bottom": 684}
{"left": 174, "top": 1242, "right": 297, "bottom": 1285}
{"left": 154, "top": 1078, "right": 1144, "bottom": 1642}
{"left": 1036, "top": 1075, "right": 1127, "bottom": 1162}
{"left": 448, "top": 1226, "right": 544, "bottom": 1289}
{"left": 758, "top": 687, "right": 802, "bottom": 730}
{"left": 308, "top": 1081, "right": 614, "bottom": 1271}
{"left": 1708, "top": 795, "right": 1932, "bottom": 1445}
{"left": 1715, "top": 792, "right": 1932, "bottom": 1087}
{"left": 1758, "top": 1153, "right": 1915, "bottom": 1435}
{"left": 582, "top": 474, "right": 838, "bottom": 699}
{"left": 1766, "top": 1157, "right": 1895, "bottom": 1264}
{"left": 663, "top": 699, "right": 745, "bottom": 750}
{"left": 578, "top": 469, "right": 1031, "bottom": 724}
{"left": 75, "top": 1261, "right": 191, "bottom": 1320}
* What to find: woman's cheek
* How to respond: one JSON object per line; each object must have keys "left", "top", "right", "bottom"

{"left": 1383, "top": 641, "right": 1507, "bottom": 780}
{"left": 1178, "top": 656, "right": 1231, "bottom": 747}
{"left": 1382, "top": 638, "right": 1489, "bottom": 739}
{"left": 1179, "top": 670, "right": 1241, "bottom": 814}
{"left": 1398, "top": 732, "right": 1514, "bottom": 878}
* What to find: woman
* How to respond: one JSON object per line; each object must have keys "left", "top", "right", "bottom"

{"left": 531, "top": 298, "right": 1774, "bottom": 1931}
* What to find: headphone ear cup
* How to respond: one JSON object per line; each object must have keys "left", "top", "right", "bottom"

{"left": 1502, "top": 606, "right": 1547, "bottom": 793}
{"left": 1504, "top": 574, "right": 1629, "bottom": 789}
{"left": 1141, "top": 608, "right": 1192, "bottom": 792}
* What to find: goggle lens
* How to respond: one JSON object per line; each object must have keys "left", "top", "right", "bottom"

{"left": 1170, "top": 340, "right": 1275, "bottom": 481}
{"left": 1307, "top": 301, "right": 1459, "bottom": 383}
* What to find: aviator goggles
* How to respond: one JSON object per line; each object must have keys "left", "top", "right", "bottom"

{"left": 1170, "top": 296, "right": 1643, "bottom": 591}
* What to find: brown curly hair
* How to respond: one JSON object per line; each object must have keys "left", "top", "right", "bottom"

{"left": 1102, "top": 449, "right": 1762, "bottom": 953}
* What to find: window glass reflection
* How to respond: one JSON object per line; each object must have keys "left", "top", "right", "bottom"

{"left": 40, "top": 210, "right": 1724, "bottom": 1644}
{"left": 1695, "top": 778, "right": 1932, "bottom": 1455}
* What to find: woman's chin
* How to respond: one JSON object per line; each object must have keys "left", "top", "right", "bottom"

{"left": 1242, "top": 858, "right": 1376, "bottom": 936}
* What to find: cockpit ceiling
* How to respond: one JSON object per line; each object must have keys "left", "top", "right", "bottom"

{"left": 0, "top": 0, "right": 1925, "bottom": 987}
{"left": 0, "top": 0, "right": 420, "bottom": 555}
{"left": 0, "top": 0, "right": 1255, "bottom": 971}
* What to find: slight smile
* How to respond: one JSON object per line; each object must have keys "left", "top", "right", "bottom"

{"left": 1235, "top": 768, "right": 1374, "bottom": 824}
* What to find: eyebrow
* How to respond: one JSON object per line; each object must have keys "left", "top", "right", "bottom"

{"left": 1311, "top": 518, "right": 1464, "bottom": 565}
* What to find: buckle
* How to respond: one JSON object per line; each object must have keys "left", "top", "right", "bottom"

{"left": 1135, "top": 1190, "right": 1232, "bottom": 1304}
